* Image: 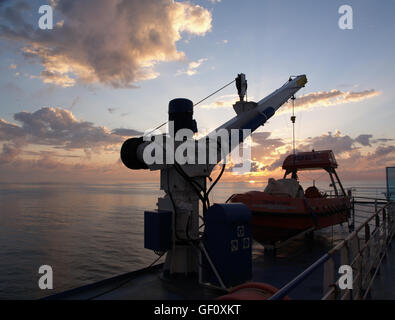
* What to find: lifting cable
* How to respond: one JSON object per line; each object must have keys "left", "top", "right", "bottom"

{"left": 290, "top": 95, "right": 297, "bottom": 179}
{"left": 291, "top": 95, "right": 296, "bottom": 156}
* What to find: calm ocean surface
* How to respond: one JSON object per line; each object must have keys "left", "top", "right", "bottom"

{"left": 0, "top": 180, "right": 386, "bottom": 299}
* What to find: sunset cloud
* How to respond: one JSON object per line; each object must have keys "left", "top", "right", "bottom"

{"left": 1, "top": 107, "right": 394, "bottom": 183}
{"left": 355, "top": 134, "right": 373, "bottom": 147}
{"left": 251, "top": 131, "right": 285, "bottom": 158}
{"left": 177, "top": 58, "right": 208, "bottom": 76}
{"left": 0, "top": 143, "right": 20, "bottom": 165}
{"left": 0, "top": 103, "right": 147, "bottom": 173}
{"left": 298, "top": 130, "right": 355, "bottom": 155}
{"left": 200, "top": 89, "right": 380, "bottom": 112}
{"left": 111, "top": 128, "right": 143, "bottom": 137}
{"left": 0, "top": 0, "right": 212, "bottom": 88}
{"left": 231, "top": 130, "right": 395, "bottom": 178}
{"left": 368, "top": 145, "right": 395, "bottom": 159}
{"left": 195, "top": 134, "right": 391, "bottom": 182}
{"left": 0, "top": 107, "right": 143, "bottom": 152}
{"left": 280, "top": 89, "right": 381, "bottom": 113}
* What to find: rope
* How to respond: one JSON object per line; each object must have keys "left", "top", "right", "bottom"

{"left": 193, "top": 79, "right": 236, "bottom": 107}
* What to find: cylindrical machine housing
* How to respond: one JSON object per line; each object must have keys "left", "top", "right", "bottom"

{"left": 168, "top": 98, "right": 197, "bottom": 136}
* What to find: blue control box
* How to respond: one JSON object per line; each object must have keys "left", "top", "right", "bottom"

{"left": 144, "top": 210, "right": 172, "bottom": 252}
{"left": 202, "top": 203, "right": 252, "bottom": 287}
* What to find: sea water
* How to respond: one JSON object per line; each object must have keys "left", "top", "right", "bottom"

{"left": 0, "top": 180, "right": 386, "bottom": 299}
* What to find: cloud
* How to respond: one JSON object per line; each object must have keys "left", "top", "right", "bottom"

{"left": 177, "top": 58, "right": 208, "bottom": 76}
{"left": 0, "top": 106, "right": 144, "bottom": 161}
{"left": 2, "top": 105, "right": 395, "bottom": 182}
{"left": 107, "top": 107, "right": 118, "bottom": 114}
{"left": 299, "top": 131, "right": 355, "bottom": 155}
{"left": 199, "top": 88, "right": 380, "bottom": 113}
{"left": 0, "top": 143, "right": 21, "bottom": 165}
{"left": 39, "top": 70, "right": 76, "bottom": 87}
{"left": 368, "top": 145, "right": 395, "bottom": 159}
{"left": 280, "top": 89, "right": 381, "bottom": 113}
{"left": 0, "top": 1, "right": 31, "bottom": 27}
{"left": 355, "top": 134, "right": 373, "bottom": 147}
{"left": 212, "top": 130, "right": 394, "bottom": 177}
{"left": 372, "top": 138, "right": 394, "bottom": 144}
{"left": 334, "top": 144, "right": 395, "bottom": 180}
{"left": 0, "top": 0, "right": 212, "bottom": 88}
{"left": 220, "top": 131, "right": 288, "bottom": 175}
{"left": 251, "top": 131, "right": 285, "bottom": 157}
{"left": 267, "top": 152, "right": 290, "bottom": 172}
{"left": 273, "top": 132, "right": 395, "bottom": 176}
{"left": 237, "top": 131, "right": 395, "bottom": 177}
{"left": 252, "top": 132, "right": 271, "bottom": 143}
{"left": 111, "top": 128, "right": 143, "bottom": 136}
{"left": 0, "top": 105, "right": 144, "bottom": 177}
{"left": 0, "top": 107, "right": 125, "bottom": 149}
{"left": 0, "top": 118, "right": 25, "bottom": 140}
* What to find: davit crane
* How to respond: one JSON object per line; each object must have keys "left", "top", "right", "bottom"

{"left": 120, "top": 73, "right": 307, "bottom": 285}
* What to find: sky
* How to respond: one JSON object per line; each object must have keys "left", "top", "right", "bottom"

{"left": 0, "top": 0, "right": 394, "bottom": 184}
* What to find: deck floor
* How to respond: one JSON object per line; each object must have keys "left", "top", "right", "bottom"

{"left": 46, "top": 224, "right": 359, "bottom": 300}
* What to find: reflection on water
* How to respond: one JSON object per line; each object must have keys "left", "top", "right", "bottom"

{"left": 0, "top": 181, "right": 384, "bottom": 299}
{"left": 0, "top": 182, "right": 164, "bottom": 299}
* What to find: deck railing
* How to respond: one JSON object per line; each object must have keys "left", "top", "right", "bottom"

{"left": 269, "top": 200, "right": 395, "bottom": 300}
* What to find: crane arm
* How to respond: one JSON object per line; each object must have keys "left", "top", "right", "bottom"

{"left": 203, "top": 74, "right": 307, "bottom": 171}
{"left": 121, "top": 74, "right": 307, "bottom": 174}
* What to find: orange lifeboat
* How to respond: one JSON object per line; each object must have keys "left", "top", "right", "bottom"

{"left": 229, "top": 150, "right": 351, "bottom": 244}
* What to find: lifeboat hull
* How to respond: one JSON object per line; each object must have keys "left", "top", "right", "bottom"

{"left": 230, "top": 191, "right": 350, "bottom": 244}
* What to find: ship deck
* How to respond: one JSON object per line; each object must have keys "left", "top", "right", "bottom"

{"left": 45, "top": 224, "right": 380, "bottom": 300}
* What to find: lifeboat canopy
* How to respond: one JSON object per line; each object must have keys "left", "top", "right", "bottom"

{"left": 282, "top": 150, "right": 338, "bottom": 174}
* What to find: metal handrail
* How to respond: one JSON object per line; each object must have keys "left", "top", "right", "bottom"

{"left": 320, "top": 201, "right": 394, "bottom": 299}
{"left": 269, "top": 200, "right": 395, "bottom": 300}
